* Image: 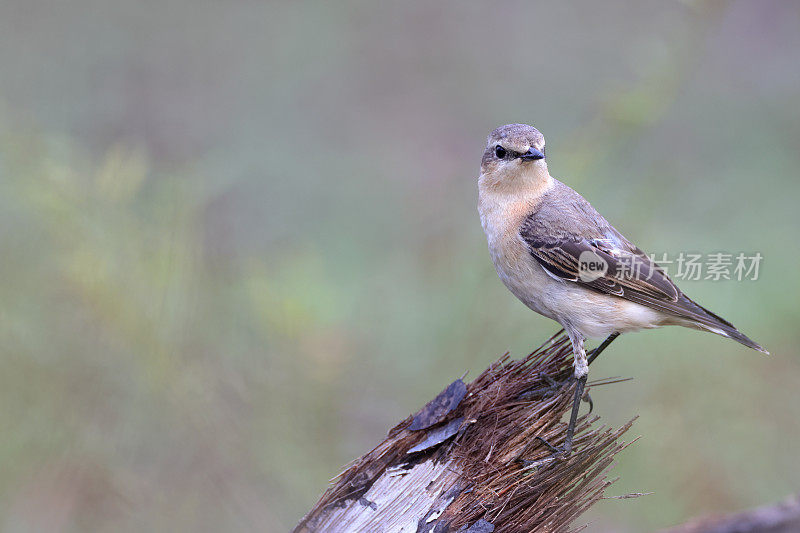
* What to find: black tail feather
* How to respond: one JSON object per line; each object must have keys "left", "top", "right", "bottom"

{"left": 689, "top": 298, "right": 768, "bottom": 354}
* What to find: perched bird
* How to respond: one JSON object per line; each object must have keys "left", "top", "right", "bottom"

{"left": 477, "top": 123, "right": 767, "bottom": 455}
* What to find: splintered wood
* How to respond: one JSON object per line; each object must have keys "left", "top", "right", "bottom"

{"left": 294, "top": 331, "right": 636, "bottom": 533}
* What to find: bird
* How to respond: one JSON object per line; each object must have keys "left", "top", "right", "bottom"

{"left": 477, "top": 123, "right": 767, "bottom": 456}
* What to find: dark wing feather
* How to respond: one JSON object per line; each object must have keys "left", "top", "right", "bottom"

{"left": 523, "top": 233, "right": 742, "bottom": 332}
{"left": 521, "top": 227, "right": 746, "bottom": 332}
{"left": 528, "top": 237, "right": 680, "bottom": 303}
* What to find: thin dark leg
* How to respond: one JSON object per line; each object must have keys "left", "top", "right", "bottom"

{"left": 587, "top": 332, "right": 620, "bottom": 366}
{"left": 581, "top": 332, "right": 620, "bottom": 415}
{"left": 562, "top": 375, "right": 586, "bottom": 456}
{"left": 528, "top": 332, "right": 620, "bottom": 458}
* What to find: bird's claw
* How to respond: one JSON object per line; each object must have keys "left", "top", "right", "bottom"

{"left": 582, "top": 390, "right": 594, "bottom": 413}
{"left": 517, "top": 436, "right": 573, "bottom": 468}
{"left": 517, "top": 373, "right": 572, "bottom": 401}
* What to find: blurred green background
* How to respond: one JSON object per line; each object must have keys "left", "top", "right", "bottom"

{"left": 1, "top": 1, "right": 798, "bottom": 531}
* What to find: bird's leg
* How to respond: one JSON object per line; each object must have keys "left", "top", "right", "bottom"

{"left": 562, "top": 374, "right": 586, "bottom": 456}
{"left": 523, "top": 332, "right": 621, "bottom": 457}
{"left": 581, "top": 332, "right": 621, "bottom": 412}
{"left": 523, "top": 372, "right": 586, "bottom": 461}
{"left": 587, "top": 332, "right": 620, "bottom": 366}
{"left": 561, "top": 333, "right": 588, "bottom": 456}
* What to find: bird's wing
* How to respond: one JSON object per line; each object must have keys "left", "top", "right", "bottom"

{"left": 522, "top": 225, "right": 742, "bottom": 331}
{"left": 522, "top": 225, "right": 766, "bottom": 346}
{"left": 520, "top": 230, "right": 681, "bottom": 304}
{"left": 518, "top": 179, "right": 742, "bottom": 329}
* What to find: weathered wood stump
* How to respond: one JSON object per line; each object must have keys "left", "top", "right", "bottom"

{"left": 294, "top": 332, "right": 636, "bottom": 532}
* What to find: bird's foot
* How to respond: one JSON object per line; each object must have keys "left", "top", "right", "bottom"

{"left": 518, "top": 374, "right": 593, "bottom": 412}
{"left": 517, "top": 373, "right": 569, "bottom": 401}
{"left": 517, "top": 436, "right": 573, "bottom": 469}
{"left": 582, "top": 390, "right": 594, "bottom": 413}
{"left": 535, "top": 435, "right": 573, "bottom": 458}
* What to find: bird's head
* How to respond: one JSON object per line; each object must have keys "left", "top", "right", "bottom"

{"left": 479, "top": 123, "right": 550, "bottom": 196}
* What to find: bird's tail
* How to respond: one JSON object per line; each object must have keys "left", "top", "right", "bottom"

{"left": 683, "top": 298, "right": 769, "bottom": 354}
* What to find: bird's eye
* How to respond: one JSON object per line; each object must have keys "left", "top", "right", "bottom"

{"left": 495, "top": 145, "right": 507, "bottom": 159}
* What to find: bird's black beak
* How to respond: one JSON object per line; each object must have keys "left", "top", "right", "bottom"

{"left": 519, "top": 147, "right": 545, "bottom": 161}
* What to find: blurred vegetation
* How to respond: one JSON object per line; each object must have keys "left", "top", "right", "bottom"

{"left": 1, "top": 1, "right": 799, "bottom": 531}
